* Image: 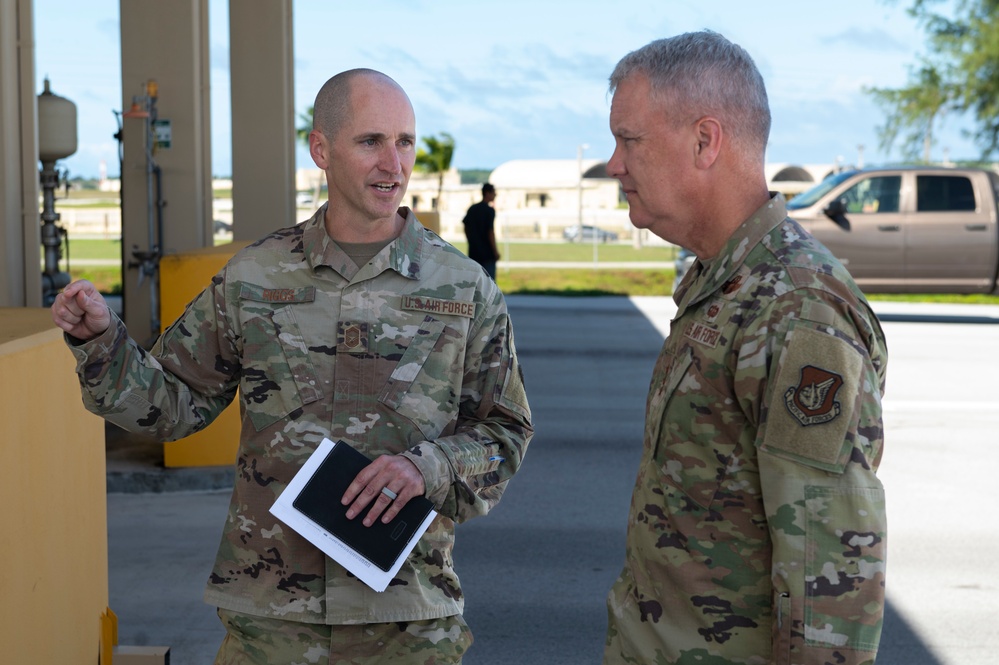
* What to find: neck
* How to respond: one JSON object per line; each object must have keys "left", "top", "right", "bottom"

{"left": 691, "top": 185, "right": 772, "bottom": 260}
{"left": 324, "top": 205, "right": 406, "bottom": 244}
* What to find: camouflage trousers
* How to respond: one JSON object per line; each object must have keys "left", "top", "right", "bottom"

{"left": 214, "top": 608, "right": 474, "bottom": 665}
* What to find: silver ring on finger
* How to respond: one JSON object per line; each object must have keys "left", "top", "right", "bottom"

{"left": 381, "top": 487, "right": 398, "bottom": 501}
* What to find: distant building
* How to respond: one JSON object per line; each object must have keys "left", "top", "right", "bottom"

{"left": 488, "top": 159, "right": 621, "bottom": 211}
{"left": 766, "top": 163, "right": 844, "bottom": 198}
{"left": 292, "top": 160, "right": 844, "bottom": 243}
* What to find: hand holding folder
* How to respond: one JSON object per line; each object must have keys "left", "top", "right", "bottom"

{"left": 270, "top": 439, "right": 438, "bottom": 591}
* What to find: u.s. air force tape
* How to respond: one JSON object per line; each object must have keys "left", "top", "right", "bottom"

{"left": 401, "top": 296, "right": 476, "bottom": 319}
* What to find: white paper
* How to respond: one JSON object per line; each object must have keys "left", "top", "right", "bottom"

{"left": 269, "top": 438, "right": 437, "bottom": 592}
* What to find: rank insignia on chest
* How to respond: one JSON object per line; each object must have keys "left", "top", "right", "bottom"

{"left": 783, "top": 365, "right": 843, "bottom": 426}
{"left": 337, "top": 321, "right": 369, "bottom": 354}
{"left": 703, "top": 299, "right": 726, "bottom": 324}
{"left": 722, "top": 274, "right": 744, "bottom": 295}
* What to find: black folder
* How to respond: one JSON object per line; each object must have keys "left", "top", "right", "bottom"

{"left": 292, "top": 440, "right": 436, "bottom": 572}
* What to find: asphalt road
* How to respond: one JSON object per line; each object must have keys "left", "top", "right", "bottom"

{"left": 106, "top": 296, "right": 999, "bottom": 665}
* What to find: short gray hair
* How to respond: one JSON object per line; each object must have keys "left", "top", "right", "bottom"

{"left": 313, "top": 68, "right": 399, "bottom": 140}
{"left": 609, "top": 31, "right": 771, "bottom": 157}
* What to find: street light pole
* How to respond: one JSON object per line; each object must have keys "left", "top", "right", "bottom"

{"left": 577, "top": 143, "right": 593, "bottom": 264}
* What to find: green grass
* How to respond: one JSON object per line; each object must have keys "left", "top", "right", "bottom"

{"left": 61, "top": 237, "right": 999, "bottom": 304}
{"left": 452, "top": 241, "right": 679, "bottom": 263}
{"left": 496, "top": 269, "right": 675, "bottom": 296}
{"left": 859, "top": 292, "right": 999, "bottom": 304}
{"left": 71, "top": 267, "right": 123, "bottom": 294}
{"left": 60, "top": 238, "right": 124, "bottom": 260}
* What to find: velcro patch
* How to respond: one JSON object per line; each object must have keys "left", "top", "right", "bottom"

{"left": 684, "top": 321, "right": 721, "bottom": 348}
{"left": 703, "top": 299, "right": 725, "bottom": 324}
{"left": 337, "top": 321, "right": 369, "bottom": 354}
{"left": 761, "top": 322, "right": 863, "bottom": 473}
{"left": 239, "top": 283, "right": 316, "bottom": 304}
{"left": 401, "top": 295, "right": 476, "bottom": 319}
{"left": 784, "top": 365, "right": 844, "bottom": 426}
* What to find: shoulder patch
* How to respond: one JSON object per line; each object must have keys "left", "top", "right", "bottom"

{"left": 783, "top": 365, "right": 844, "bottom": 426}
{"left": 761, "top": 323, "right": 863, "bottom": 473}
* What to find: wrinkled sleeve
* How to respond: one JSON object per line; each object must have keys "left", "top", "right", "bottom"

{"left": 750, "top": 292, "right": 888, "bottom": 664}
{"left": 401, "top": 284, "right": 533, "bottom": 523}
{"left": 66, "top": 271, "right": 240, "bottom": 441}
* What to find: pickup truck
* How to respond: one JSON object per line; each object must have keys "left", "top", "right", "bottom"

{"left": 784, "top": 166, "right": 999, "bottom": 294}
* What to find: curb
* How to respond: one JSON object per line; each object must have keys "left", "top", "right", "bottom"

{"left": 107, "top": 466, "right": 234, "bottom": 494}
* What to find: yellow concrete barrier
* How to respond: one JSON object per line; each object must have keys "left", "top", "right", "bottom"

{"left": 0, "top": 309, "right": 107, "bottom": 664}
{"left": 159, "top": 242, "right": 249, "bottom": 468}
{"left": 416, "top": 210, "right": 440, "bottom": 234}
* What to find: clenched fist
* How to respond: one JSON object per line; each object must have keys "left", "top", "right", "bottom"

{"left": 51, "top": 279, "right": 111, "bottom": 342}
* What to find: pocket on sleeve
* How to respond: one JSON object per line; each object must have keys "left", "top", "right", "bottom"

{"left": 803, "top": 484, "right": 886, "bottom": 652}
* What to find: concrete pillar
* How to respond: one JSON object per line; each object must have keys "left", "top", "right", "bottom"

{"left": 228, "top": 0, "right": 295, "bottom": 242}
{"left": 0, "top": 0, "right": 42, "bottom": 307}
{"left": 119, "top": 0, "right": 212, "bottom": 344}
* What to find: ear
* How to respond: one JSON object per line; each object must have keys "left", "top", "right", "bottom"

{"left": 692, "top": 116, "right": 722, "bottom": 169}
{"left": 309, "top": 129, "right": 330, "bottom": 169}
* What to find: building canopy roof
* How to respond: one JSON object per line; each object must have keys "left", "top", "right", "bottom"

{"left": 489, "top": 159, "right": 840, "bottom": 191}
{"left": 489, "top": 159, "right": 607, "bottom": 188}
{"left": 764, "top": 163, "right": 841, "bottom": 184}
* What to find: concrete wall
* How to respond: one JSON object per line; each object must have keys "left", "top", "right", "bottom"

{"left": 118, "top": 0, "right": 214, "bottom": 345}
{"left": 0, "top": 0, "right": 42, "bottom": 308}
{"left": 229, "top": 0, "right": 295, "bottom": 242}
{"left": 159, "top": 243, "right": 247, "bottom": 467}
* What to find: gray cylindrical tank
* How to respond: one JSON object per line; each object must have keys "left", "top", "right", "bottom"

{"left": 37, "top": 78, "right": 77, "bottom": 162}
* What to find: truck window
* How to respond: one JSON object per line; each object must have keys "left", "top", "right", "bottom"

{"left": 916, "top": 175, "right": 976, "bottom": 212}
{"left": 840, "top": 175, "right": 901, "bottom": 214}
{"left": 786, "top": 170, "right": 855, "bottom": 209}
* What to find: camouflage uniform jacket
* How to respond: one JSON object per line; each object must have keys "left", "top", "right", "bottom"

{"left": 67, "top": 206, "right": 533, "bottom": 625}
{"left": 605, "top": 195, "right": 888, "bottom": 664}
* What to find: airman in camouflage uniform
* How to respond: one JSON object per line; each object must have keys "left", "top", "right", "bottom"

{"left": 603, "top": 33, "right": 888, "bottom": 664}
{"left": 52, "top": 69, "right": 532, "bottom": 664}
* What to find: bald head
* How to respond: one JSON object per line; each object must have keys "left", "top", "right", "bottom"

{"left": 313, "top": 69, "right": 409, "bottom": 141}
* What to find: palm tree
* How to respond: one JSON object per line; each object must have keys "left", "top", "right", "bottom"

{"left": 296, "top": 105, "right": 313, "bottom": 144}
{"left": 415, "top": 132, "right": 455, "bottom": 211}
{"left": 296, "top": 106, "right": 323, "bottom": 205}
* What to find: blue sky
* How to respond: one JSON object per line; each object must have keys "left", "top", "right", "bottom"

{"left": 33, "top": 0, "right": 977, "bottom": 179}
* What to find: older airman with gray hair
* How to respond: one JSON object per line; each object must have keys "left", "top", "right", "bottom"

{"left": 603, "top": 31, "right": 888, "bottom": 665}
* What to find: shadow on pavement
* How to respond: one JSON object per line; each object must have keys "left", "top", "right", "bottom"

{"left": 457, "top": 296, "right": 947, "bottom": 665}
{"left": 877, "top": 312, "right": 999, "bottom": 325}
{"left": 105, "top": 296, "right": 949, "bottom": 665}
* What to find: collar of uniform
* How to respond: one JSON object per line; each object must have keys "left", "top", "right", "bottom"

{"left": 302, "top": 204, "right": 424, "bottom": 281}
{"left": 679, "top": 193, "right": 788, "bottom": 313}
{"left": 386, "top": 208, "right": 424, "bottom": 281}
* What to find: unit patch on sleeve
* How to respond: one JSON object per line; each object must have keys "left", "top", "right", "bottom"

{"left": 761, "top": 321, "right": 864, "bottom": 473}
{"left": 783, "top": 365, "right": 843, "bottom": 426}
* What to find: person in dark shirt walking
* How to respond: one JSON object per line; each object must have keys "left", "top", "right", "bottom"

{"left": 463, "top": 182, "right": 500, "bottom": 278}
